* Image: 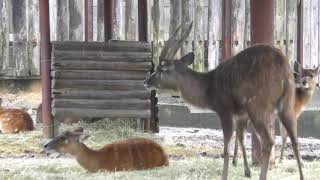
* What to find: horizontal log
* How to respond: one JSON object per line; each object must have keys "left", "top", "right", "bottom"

{"left": 52, "top": 89, "right": 150, "bottom": 99}
{"left": 52, "top": 50, "right": 152, "bottom": 61}
{"left": 52, "top": 70, "right": 149, "bottom": 80}
{"left": 53, "top": 99, "right": 151, "bottom": 110}
{"left": 53, "top": 108, "right": 151, "bottom": 118}
{"left": 51, "top": 41, "right": 151, "bottom": 52}
{"left": 52, "top": 60, "right": 152, "bottom": 71}
{"left": 52, "top": 79, "right": 146, "bottom": 90}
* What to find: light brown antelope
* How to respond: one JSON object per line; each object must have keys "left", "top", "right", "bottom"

{"left": 232, "top": 61, "right": 319, "bottom": 176}
{"left": 279, "top": 61, "right": 320, "bottom": 162}
{"left": 44, "top": 127, "right": 168, "bottom": 172}
{"left": 144, "top": 22, "right": 303, "bottom": 180}
{"left": 0, "top": 98, "right": 34, "bottom": 133}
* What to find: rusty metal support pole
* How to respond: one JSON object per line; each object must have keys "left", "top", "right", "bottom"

{"left": 85, "top": 0, "right": 93, "bottom": 41}
{"left": 222, "top": 0, "right": 231, "bottom": 59}
{"left": 297, "top": 0, "right": 303, "bottom": 64}
{"left": 250, "top": 0, "right": 275, "bottom": 166}
{"left": 39, "top": 0, "right": 54, "bottom": 138}
{"left": 104, "top": 0, "right": 113, "bottom": 41}
{"left": 138, "top": 0, "right": 148, "bottom": 42}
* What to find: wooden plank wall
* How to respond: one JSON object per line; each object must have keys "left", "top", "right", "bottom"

{"left": 51, "top": 41, "right": 152, "bottom": 119}
{"left": 1, "top": 0, "right": 320, "bottom": 78}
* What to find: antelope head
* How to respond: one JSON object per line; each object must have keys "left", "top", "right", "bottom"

{"left": 44, "top": 127, "right": 90, "bottom": 155}
{"left": 144, "top": 22, "right": 194, "bottom": 90}
{"left": 294, "top": 61, "right": 320, "bottom": 89}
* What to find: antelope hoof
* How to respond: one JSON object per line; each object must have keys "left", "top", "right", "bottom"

{"left": 245, "top": 169, "right": 252, "bottom": 178}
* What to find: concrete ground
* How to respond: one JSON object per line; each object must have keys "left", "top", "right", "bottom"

{"left": 158, "top": 90, "right": 320, "bottom": 139}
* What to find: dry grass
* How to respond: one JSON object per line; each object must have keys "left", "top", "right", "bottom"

{"left": 0, "top": 118, "right": 319, "bottom": 180}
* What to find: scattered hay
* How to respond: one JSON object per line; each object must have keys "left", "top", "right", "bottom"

{"left": 0, "top": 118, "right": 319, "bottom": 179}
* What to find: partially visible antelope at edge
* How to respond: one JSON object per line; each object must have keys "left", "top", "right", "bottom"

{"left": 0, "top": 98, "right": 34, "bottom": 133}
{"left": 279, "top": 61, "right": 320, "bottom": 162}
{"left": 44, "top": 127, "right": 168, "bottom": 172}
{"left": 144, "top": 22, "right": 304, "bottom": 180}
{"left": 231, "top": 61, "right": 320, "bottom": 175}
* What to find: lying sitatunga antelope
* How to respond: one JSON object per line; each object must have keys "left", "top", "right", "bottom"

{"left": 232, "top": 61, "right": 320, "bottom": 176}
{"left": 0, "top": 98, "right": 34, "bottom": 133}
{"left": 44, "top": 127, "right": 169, "bottom": 172}
{"left": 279, "top": 61, "right": 320, "bottom": 162}
{"left": 144, "top": 22, "right": 304, "bottom": 180}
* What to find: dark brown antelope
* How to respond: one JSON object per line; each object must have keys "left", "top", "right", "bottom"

{"left": 279, "top": 61, "right": 320, "bottom": 162}
{"left": 44, "top": 127, "right": 168, "bottom": 172}
{"left": 144, "top": 22, "right": 304, "bottom": 180}
{"left": 0, "top": 98, "right": 34, "bottom": 133}
{"left": 232, "top": 61, "right": 319, "bottom": 176}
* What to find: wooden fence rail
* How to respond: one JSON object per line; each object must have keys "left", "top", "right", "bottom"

{"left": 0, "top": 0, "right": 319, "bottom": 78}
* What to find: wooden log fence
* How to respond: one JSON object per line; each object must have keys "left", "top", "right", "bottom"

{"left": 51, "top": 41, "right": 153, "bottom": 121}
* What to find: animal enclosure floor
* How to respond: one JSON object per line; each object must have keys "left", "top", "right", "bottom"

{"left": 0, "top": 120, "right": 320, "bottom": 179}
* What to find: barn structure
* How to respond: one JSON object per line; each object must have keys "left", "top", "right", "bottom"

{"left": 0, "top": 0, "right": 320, "bottom": 167}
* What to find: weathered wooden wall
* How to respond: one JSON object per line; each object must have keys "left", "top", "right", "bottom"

{"left": 1, "top": 0, "right": 320, "bottom": 78}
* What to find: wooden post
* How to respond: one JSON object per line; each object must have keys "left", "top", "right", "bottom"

{"left": 85, "top": 0, "right": 93, "bottom": 41}
{"left": 286, "top": 0, "right": 298, "bottom": 67}
{"left": 193, "top": 0, "right": 205, "bottom": 71}
{"left": 138, "top": 0, "right": 148, "bottom": 42}
{"left": 274, "top": 0, "right": 286, "bottom": 65}
{"left": 181, "top": 0, "right": 193, "bottom": 57}
{"left": 56, "top": 0, "right": 69, "bottom": 41}
{"left": 12, "top": 0, "right": 29, "bottom": 76}
{"left": 0, "top": 0, "right": 9, "bottom": 74}
{"left": 297, "top": 0, "right": 303, "bottom": 65}
{"left": 112, "top": 0, "right": 123, "bottom": 40}
{"left": 69, "top": 0, "right": 84, "bottom": 41}
{"left": 244, "top": 0, "right": 251, "bottom": 49}
{"left": 169, "top": 0, "right": 180, "bottom": 40}
{"left": 207, "top": 0, "right": 222, "bottom": 70}
{"left": 125, "top": 0, "right": 137, "bottom": 40}
{"left": 152, "top": 0, "right": 161, "bottom": 67}
{"left": 28, "top": 0, "right": 40, "bottom": 75}
{"left": 309, "top": 1, "right": 319, "bottom": 69}
{"left": 104, "top": 0, "right": 113, "bottom": 41}
{"left": 97, "top": 0, "right": 104, "bottom": 41}
{"left": 223, "top": 0, "right": 232, "bottom": 59}
{"left": 251, "top": 0, "right": 275, "bottom": 166}
{"left": 231, "top": 0, "right": 245, "bottom": 55}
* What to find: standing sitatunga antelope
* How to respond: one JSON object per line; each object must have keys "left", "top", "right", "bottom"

{"left": 144, "top": 22, "right": 304, "bottom": 180}
{"left": 279, "top": 61, "right": 320, "bottom": 162}
{"left": 44, "top": 127, "right": 169, "bottom": 172}
{"left": 232, "top": 61, "right": 320, "bottom": 176}
{"left": 0, "top": 98, "right": 34, "bottom": 133}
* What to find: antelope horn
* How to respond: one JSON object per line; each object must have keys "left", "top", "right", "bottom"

{"left": 160, "top": 21, "right": 193, "bottom": 60}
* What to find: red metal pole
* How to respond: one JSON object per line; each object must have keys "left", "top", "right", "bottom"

{"left": 85, "top": 0, "right": 93, "bottom": 41}
{"left": 138, "top": 0, "right": 148, "bottom": 42}
{"left": 223, "top": 0, "right": 231, "bottom": 59}
{"left": 104, "top": 0, "right": 113, "bottom": 41}
{"left": 297, "top": 0, "right": 303, "bottom": 64}
{"left": 250, "top": 0, "right": 275, "bottom": 166}
{"left": 39, "top": 0, "right": 54, "bottom": 138}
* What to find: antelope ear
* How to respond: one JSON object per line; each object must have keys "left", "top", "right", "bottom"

{"left": 73, "top": 127, "right": 84, "bottom": 133}
{"left": 78, "top": 134, "right": 90, "bottom": 143}
{"left": 294, "top": 61, "right": 301, "bottom": 74}
{"left": 315, "top": 65, "right": 320, "bottom": 74}
{"left": 180, "top": 52, "right": 194, "bottom": 66}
